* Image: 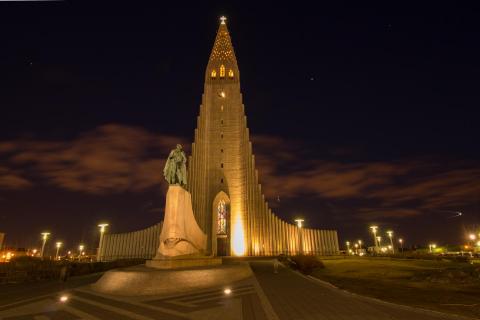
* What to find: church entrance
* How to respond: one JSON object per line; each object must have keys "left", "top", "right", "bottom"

{"left": 212, "top": 192, "right": 230, "bottom": 256}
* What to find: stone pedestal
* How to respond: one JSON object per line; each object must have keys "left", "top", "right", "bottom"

{"left": 155, "top": 185, "right": 207, "bottom": 258}
{"left": 146, "top": 256, "right": 222, "bottom": 269}
{"left": 92, "top": 263, "right": 252, "bottom": 296}
{"left": 147, "top": 185, "right": 216, "bottom": 269}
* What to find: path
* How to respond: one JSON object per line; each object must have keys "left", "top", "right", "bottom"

{"left": 250, "top": 260, "right": 472, "bottom": 320}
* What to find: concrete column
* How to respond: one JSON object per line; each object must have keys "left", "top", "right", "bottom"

{"left": 328, "top": 230, "right": 334, "bottom": 255}
{"left": 333, "top": 230, "right": 339, "bottom": 254}
{"left": 315, "top": 230, "right": 321, "bottom": 255}
{"left": 308, "top": 229, "right": 313, "bottom": 254}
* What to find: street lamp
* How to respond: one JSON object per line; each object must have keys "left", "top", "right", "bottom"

{"left": 55, "top": 242, "right": 62, "bottom": 260}
{"left": 40, "top": 232, "right": 50, "bottom": 258}
{"left": 78, "top": 244, "right": 84, "bottom": 259}
{"left": 468, "top": 233, "right": 476, "bottom": 246}
{"left": 370, "top": 226, "right": 379, "bottom": 250}
{"left": 358, "top": 240, "right": 362, "bottom": 249}
{"left": 97, "top": 223, "right": 109, "bottom": 262}
{"left": 386, "top": 230, "right": 394, "bottom": 254}
{"left": 398, "top": 238, "right": 404, "bottom": 252}
{"left": 429, "top": 243, "right": 436, "bottom": 253}
{"left": 346, "top": 241, "right": 350, "bottom": 254}
{"left": 376, "top": 236, "right": 382, "bottom": 248}
{"left": 294, "top": 219, "right": 304, "bottom": 255}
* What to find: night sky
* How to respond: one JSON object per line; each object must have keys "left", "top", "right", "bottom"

{"left": 1, "top": 2, "right": 479, "bottom": 253}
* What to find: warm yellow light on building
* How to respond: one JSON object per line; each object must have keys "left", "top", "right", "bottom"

{"left": 211, "top": 69, "right": 216, "bottom": 78}
{"left": 228, "top": 69, "right": 234, "bottom": 78}
{"left": 220, "top": 65, "right": 225, "bottom": 77}
{"left": 232, "top": 216, "right": 245, "bottom": 256}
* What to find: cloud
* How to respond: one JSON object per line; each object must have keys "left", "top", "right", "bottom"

{"left": 0, "top": 166, "right": 32, "bottom": 190}
{"left": 0, "top": 129, "right": 478, "bottom": 221}
{"left": 0, "top": 124, "right": 188, "bottom": 194}
{"left": 251, "top": 134, "right": 480, "bottom": 219}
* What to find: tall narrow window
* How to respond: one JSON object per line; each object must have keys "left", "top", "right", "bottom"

{"left": 221, "top": 149, "right": 223, "bottom": 153}
{"left": 220, "top": 65, "right": 225, "bottom": 77}
{"left": 217, "top": 200, "right": 227, "bottom": 235}
{"left": 211, "top": 69, "right": 216, "bottom": 78}
{"left": 228, "top": 69, "right": 234, "bottom": 78}
{"left": 221, "top": 163, "right": 224, "bottom": 168}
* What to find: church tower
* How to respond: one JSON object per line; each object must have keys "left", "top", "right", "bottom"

{"left": 187, "top": 17, "right": 339, "bottom": 256}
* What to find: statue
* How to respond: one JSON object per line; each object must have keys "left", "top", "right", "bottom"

{"left": 150, "top": 143, "right": 207, "bottom": 262}
{"left": 163, "top": 144, "right": 187, "bottom": 187}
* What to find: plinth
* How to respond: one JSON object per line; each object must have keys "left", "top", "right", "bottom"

{"left": 146, "top": 256, "right": 222, "bottom": 269}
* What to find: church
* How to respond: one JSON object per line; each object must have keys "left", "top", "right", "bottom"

{"left": 97, "top": 18, "right": 339, "bottom": 260}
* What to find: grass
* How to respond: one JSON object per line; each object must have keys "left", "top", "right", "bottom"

{"left": 312, "top": 257, "right": 480, "bottom": 319}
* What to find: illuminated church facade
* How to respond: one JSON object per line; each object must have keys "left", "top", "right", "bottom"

{"left": 187, "top": 18, "right": 339, "bottom": 256}
{"left": 97, "top": 18, "right": 338, "bottom": 261}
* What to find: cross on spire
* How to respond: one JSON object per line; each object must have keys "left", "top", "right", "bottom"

{"left": 220, "top": 16, "right": 227, "bottom": 24}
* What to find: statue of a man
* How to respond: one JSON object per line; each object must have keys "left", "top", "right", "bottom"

{"left": 163, "top": 144, "right": 187, "bottom": 187}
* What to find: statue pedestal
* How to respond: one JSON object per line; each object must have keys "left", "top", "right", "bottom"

{"left": 147, "top": 185, "right": 217, "bottom": 269}
{"left": 146, "top": 256, "right": 222, "bottom": 269}
{"left": 154, "top": 185, "right": 207, "bottom": 257}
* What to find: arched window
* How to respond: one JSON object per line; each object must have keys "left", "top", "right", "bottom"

{"left": 217, "top": 200, "right": 227, "bottom": 235}
{"left": 228, "top": 69, "right": 234, "bottom": 78}
{"left": 220, "top": 65, "right": 225, "bottom": 77}
{"left": 211, "top": 69, "right": 217, "bottom": 78}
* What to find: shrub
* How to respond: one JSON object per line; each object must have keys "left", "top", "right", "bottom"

{"left": 289, "top": 255, "right": 325, "bottom": 275}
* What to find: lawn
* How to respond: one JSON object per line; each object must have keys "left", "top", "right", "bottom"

{"left": 312, "top": 257, "right": 480, "bottom": 319}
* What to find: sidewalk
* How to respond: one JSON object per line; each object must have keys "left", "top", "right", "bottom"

{"left": 250, "top": 260, "right": 469, "bottom": 320}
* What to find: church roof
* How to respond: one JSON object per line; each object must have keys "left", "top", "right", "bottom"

{"left": 208, "top": 17, "right": 238, "bottom": 66}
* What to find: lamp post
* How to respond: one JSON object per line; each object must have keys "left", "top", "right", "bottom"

{"left": 294, "top": 219, "right": 304, "bottom": 255}
{"left": 429, "top": 243, "right": 436, "bottom": 253}
{"left": 358, "top": 240, "right": 363, "bottom": 249}
{"left": 97, "top": 223, "right": 109, "bottom": 262}
{"left": 40, "top": 232, "right": 50, "bottom": 259}
{"left": 55, "top": 242, "right": 62, "bottom": 260}
{"left": 386, "top": 230, "right": 394, "bottom": 254}
{"left": 468, "top": 234, "right": 476, "bottom": 247}
{"left": 376, "top": 236, "right": 382, "bottom": 248}
{"left": 78, "top": 244, "right": 84, "bottom": 260}
{"left": 354, "top": 243, "right": 359, "bottom": 254}
{"left": 370, "top": 226, "right": 378, "bottom": 251}
{"left": 398, "top": 238, "right": 404, "bottom": 252}
{"left": 346, "top": 241, "right": 350, "bottom": 254}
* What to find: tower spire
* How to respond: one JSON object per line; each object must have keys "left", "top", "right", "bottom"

{"left": 206, "top": 16, "right": 239, "bottom": 82}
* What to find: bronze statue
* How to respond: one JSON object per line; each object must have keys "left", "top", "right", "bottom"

{"left": 163, "top": 144, "right": 187, "bottom": 187}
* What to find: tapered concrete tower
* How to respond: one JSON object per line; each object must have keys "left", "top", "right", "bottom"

{"left": 188, "top": 17, "right": 339, "bottom": 257}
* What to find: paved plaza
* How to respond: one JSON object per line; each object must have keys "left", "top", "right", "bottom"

{"left": 0, "top": 261, "right": 473, "bottom": 320}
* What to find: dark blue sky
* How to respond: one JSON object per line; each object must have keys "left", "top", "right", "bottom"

{"left": 0, "top": 2, "right": 479, "bottom": 253}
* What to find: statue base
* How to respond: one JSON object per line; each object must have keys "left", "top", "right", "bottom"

{"left": 146, "top": 256, "right": 222, "bottom": 269}
{"left": 91, "top": 262, "right": 252, "bottom": 296}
